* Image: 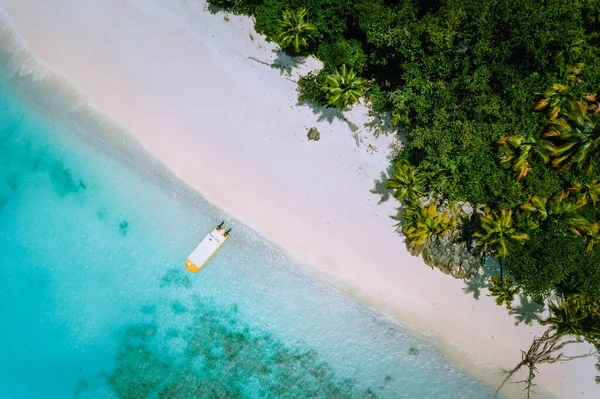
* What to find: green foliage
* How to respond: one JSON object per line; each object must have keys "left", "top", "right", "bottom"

{"left": 275, "top": 8, "right": 317, "bottom": 53}
{"left": 321, "top": 65, "right": 368, "bottom": 109}
{"left": 571, "top": 180, "right": 600, "bottom": 206}
{"left": 541, "top": 98, "right": 600, "bottom": 172}
{"left": 488, "top": 276, "right": 519, "bottom": 310}
{"left": 541, "top": 295, "right": 600, "bottom": 344}
{"left": 317, "top": 39, "right": 368, "bottom": 73}
{"left": 507, "top": 224, "right": 600, "bottom": 300}
{"left": 534, "top": 83, "right": 572, "bottom": 121}
{"left": 368, "top": 83, "right": 389, "bottom": 113}
{"left": 385, "top": 161, "right": 425, "bottom": 202}
{"left": 520, "top": 192, "right": 587, "bottom": 232}
{"left": 399, "top": 203, "right": 455, "bottom": 252}
{"left": 253, "top": 0, "right": 287, "bottom": 39}
{"left": 473, "top": 208, "right": 529, "bottom": 259}
{"left": 206, "top": 0, "right": 262, "bottom": 15}
{"left": 498, "top": 134, "right": 549, "bottom": 181}
{"left": 297, "top": 70, "right": 328, "bottom": 106}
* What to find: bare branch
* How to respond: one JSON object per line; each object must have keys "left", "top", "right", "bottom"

{"left": 497, "top": 329, "right": 596, "bottom": 398}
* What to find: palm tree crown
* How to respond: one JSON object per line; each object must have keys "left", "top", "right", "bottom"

{"left": 473, "top": 208, "right": 529, "bottom": 258}
{"left": 385, "top": 162, "right": 425, "bottom": 202}
{"left": 570, "top": 180, "right": 600, "bottom": 205}
{"left": 497, "top": 134, "right": 549, "bottom": 180}
{"left": 576, "top": 222, "right": 600, "bottom": 252}
{"left": 275, "top": 9, "right": 317, "bottom": 54}
{"left": 534, "top": 83, "right": 571, "bottom": 121}
{"left": 541, "top": 99, "right": 600, "bottom": 172}
{"left": 488, "top": 276, "right": 519, "bottom": 309}
{"left": 541, "top": 295, "right": 598, "bottom": 338}
{"left": 401, "top": 203, "right": 455, "bottom": 247}
{"left": 321, "top": 64, "right": 368, "bottom": 109}
{"left": 520, "top": 193, "right": 587, "bottom": 232}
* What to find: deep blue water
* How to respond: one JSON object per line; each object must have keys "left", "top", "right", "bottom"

{"left": 0, "top": 68, "right": 501, "bottom": 398}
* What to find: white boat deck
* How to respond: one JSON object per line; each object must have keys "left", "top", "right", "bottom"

{"left": 185, "top": 226, "right": 229, "bottom": 272}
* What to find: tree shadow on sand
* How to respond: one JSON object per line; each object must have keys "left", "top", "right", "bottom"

{"left": 205, "top": 3, "right": 222, "bottom": 14}
{"left": 508, "top": 296, "right": 545, "bottom": 326}
{"left": 248, "top": 50, "right": 307, "bottom": 77}
{"left": 369, "top": 165, "right": 395, "bottom": 205}
{"left": 462, "top": 257, "right": 500, "bottom": 300}
{"left": 363, "top": 110, "right": 395, "bottom": 139}
{"left": 462, "top": 258, "right": 545, "bottom": 325}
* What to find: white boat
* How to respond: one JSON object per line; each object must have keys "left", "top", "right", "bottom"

{"left": 185, "top": 222, "right": 230, "bottom": 272}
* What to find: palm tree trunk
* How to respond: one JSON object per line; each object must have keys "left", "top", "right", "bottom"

{"left": 499, "top": 258, "right": 504, "bottom": 280}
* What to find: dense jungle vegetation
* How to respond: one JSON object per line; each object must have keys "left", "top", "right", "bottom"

{"left": 208, "top": 0, "right": 600, "bottom": 391}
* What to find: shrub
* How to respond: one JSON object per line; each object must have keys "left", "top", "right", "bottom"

{"left": 316, "top": 39, "right": 368, "bottom": 72}
{"left": 297, "top": 70, "right": 329, "bottom": 106}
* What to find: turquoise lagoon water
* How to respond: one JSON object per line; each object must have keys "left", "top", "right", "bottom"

{"left": 0, "top": 70, "right": 501, "bottom": 398}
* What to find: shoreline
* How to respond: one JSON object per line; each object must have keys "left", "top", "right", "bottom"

{"left": 0, "top": 1, "right": 597, "bottom": 397}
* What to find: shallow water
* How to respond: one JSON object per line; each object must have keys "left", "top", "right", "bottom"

{"left": 0, "top": 64, "right": 501, "bottom": 398}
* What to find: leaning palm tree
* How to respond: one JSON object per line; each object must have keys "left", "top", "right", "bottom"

{"left": 321, "top": 65, "right": 368, "bottom": 109}
{"left": 275, "top": 9, "right": 317, "bottom": 54}
{"left": 497, "top": 134, "right": 549, "bottom": 180}
{"left": 541, "top": 99, "right": 600, "bottom": 172}
{"left": 385, "top": 162, "right": 425, "bottom": 202}
{"left": 488, "top": 275, "right": 519, "bottom": 309}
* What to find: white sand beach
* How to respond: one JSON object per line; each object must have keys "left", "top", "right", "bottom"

{"left": 0, "top": 0, "right": 597, "bottom": 397}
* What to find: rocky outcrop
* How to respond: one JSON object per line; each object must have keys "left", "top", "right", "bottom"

{"left": 420, "top": 230, "right": 483, "bottom": 279}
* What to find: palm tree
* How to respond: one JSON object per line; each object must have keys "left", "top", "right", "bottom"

{"left": 570, "top": 180, "right": 600, "bottom": 205}
{"left": 321, "top": 65, "right": 368, "bottom": 109}
{"left": 534, "top": 83, "right": 571, "bottom": 121}
{"left": 575, "top": 222, "right": 600, "bottom": 252}
{"left": 385, "top": 162, "right": 425, "bottom": 202}
{"left": 402, "top": 203, "right": 455, "bottom": 246}
{"left": 275, "top": 9, "right": 317, "bottom": 54}
{"left": 473, "top": 208, "right": 529, "bottom": 259}
{"left": 585, "top": 93, "right": 600, "bottom": 114}
{"left": 541, "top": 295, "right": 591, "bottom": 337}
{"left": 555, "top": 39, "right": 585, "bottom": 67}
{"left": 520, "top": 193, "right": 587, "bottom": 232}
{"left": 488, "top": 275, "right": 519, "bottom": 309}
{"left": 497, "top": 134, "right": 549, "bottom": 180}
{"left": 541, "top": 99, "right": 600, "bottom": 172}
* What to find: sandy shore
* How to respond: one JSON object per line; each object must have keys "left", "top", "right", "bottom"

{"left": 0, "top": 0, "right": 597, "bottom": 397}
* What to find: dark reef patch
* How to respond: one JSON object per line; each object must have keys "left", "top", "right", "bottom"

{"left": 7, "top": 173, "right": 19, "bottom": 191}
{"left": 96, "top": 207, "right": 107, "bottom": 220}
{"left": 106, "top": 300, "right": 381, "bottom": 399}
{"left": 73, "top": 378, "right": 89, "bottom": 397}
{"left": 119, "top": 220, "right": 128, "bottom": 236}
{"left": 49, "top": 161, "right": 86, "bottom": 197}
{"left": 170, "top": 301, "right": 187, "bottom": 315}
